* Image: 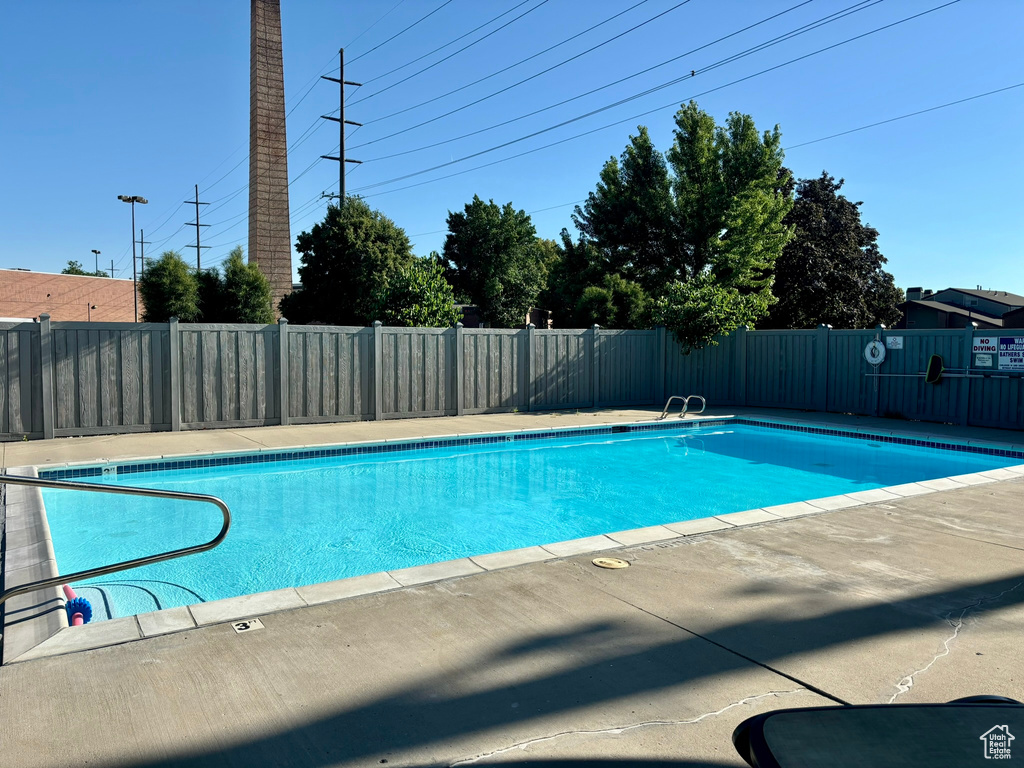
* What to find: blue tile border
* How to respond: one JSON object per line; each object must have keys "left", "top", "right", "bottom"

{"left": 37, "top": 417, "right": 1024, "bottom": 481}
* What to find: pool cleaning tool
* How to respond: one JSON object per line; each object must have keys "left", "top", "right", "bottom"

{"left": 866, "top": 353, "right": 985, "bottom": 382}
{"left": 62, "top": 584, "right": 92, "bottom": 626}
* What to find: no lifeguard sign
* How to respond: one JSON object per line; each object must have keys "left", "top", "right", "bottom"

{"left": 999, "top": 337, "right": 1024, "bottom": 371}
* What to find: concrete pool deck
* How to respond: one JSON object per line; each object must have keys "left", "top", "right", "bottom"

{"left": 1, "top": 409, "right": 1023, "bottom": 766}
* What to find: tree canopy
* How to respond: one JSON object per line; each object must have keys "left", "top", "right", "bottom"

{"left": 282, "top": 198, "right": 414, "bottom": 325}
{"left": 539, "top": 230, "right": 649, "bottom": 329}
{"left": 566, "top": 102, "right": 793, "bottom": 346}
{"left": 138, "top": 246, "right": 274, "bottom": 324}
{"left": 370, "top": 255, "right": 462, "bottom": 327}
{"left": 443, "top": 195, "right": 546, "bottom": 328}
{"left": 61, "top": 260, "right": 108, "bottom": 277}
{"left": 222, "top": 246, "right": 274, "bottom": 324}
{"left": 762, "top": 172, "right": 903, "bottom": 329}
{"left": 138, "top": 251, "right": 200, "bottom": 322}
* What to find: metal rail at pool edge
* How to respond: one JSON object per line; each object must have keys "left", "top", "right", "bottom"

{"left": 0, "top": 474, "right": 231, "bottom": 635}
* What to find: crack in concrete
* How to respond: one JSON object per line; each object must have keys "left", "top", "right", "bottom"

{"left": 888, "top": 580, "right": 1024, "bottom": 703}
{"left": 448, "top": 688, "right": 807, "bottom": 766}
{"left": 229, "top": 430, "right": 270, "bottom": 448}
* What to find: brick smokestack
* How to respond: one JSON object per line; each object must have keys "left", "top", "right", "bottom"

{"left": 249, "top": 0, "right": 293, "bottom": 317}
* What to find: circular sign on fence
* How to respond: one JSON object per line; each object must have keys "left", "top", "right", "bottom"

{"left": 864, "top": 340, "right": 886, "bottom": 366}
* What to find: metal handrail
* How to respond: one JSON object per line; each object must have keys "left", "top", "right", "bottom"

{"left": 683, "top": 394, "right": 706, "bottom": 416}
{"left": 658, "top": 396, "right": 687, "bottom": 420}
{"left": 0, "top": 474, "right": 231, "bottom": 612}
{"left": 658, "top": 394, "right": 707, "bottom": 420}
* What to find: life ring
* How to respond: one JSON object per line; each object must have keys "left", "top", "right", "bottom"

{"left": 864, "top": 340, "right": 886, "bottom": 365}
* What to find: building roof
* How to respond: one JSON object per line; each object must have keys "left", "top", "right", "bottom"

{"left": 905, "top": 299, "right": 1003, "bottom": 326}
{"left": 946, "top": 287, "right": 1024, "bottom": 306}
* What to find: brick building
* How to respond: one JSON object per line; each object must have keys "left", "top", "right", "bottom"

{"left": 0, "top": 269, "right": 140, "bottom": 322}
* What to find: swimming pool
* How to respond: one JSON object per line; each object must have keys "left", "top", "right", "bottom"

{"left": 40, "top": 419, "right": 1022, "bottom": 620}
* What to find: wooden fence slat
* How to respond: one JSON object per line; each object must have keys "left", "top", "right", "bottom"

{"left": 121, "top": 331, "right": 140, "bottom": 425}
{"left": 7, "top": 322, "right": 1022, "bottom": 438}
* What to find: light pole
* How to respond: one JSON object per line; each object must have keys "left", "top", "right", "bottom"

{"left": 87, "top": 304, "right": 97, "bottom": 322}
{"left": 118, "top": 195, "right": 148, "bottom": 321}
{"left": 91, "top": 249, "right": 101, "bottom": 274}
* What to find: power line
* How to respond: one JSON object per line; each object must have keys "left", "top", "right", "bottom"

{"left": 203, "top": 188, "right": 327, "bottom": 267}
{"left": 200, "top": 153, "right": 329, "bottom": 246}
{"left": 783, "top": 81, "right": 1024, "bottom": 150}
{"left": 361, "top": 0, "right": 820, "bottom": 162}
{"left": 351, "top": 0, "right": 553, "bottom": 105}
{"left": 354, "top": 0, "right": 663, "bottom": 128}
{"left": 353, "top": 0, "right": 895, "bottom": 191}
{"left": 344, "top": 0, "right": 410, "bottom": 51}
{"left": 348, "top": 0, "right": 457, "bottom": 65}
{"left": 361, "top": 0, "right": 536, "bottom": 86}
{"left": 351, "top": 0, "right": 963, "bottom": 198}
{"left": 353, "top": 0, "right": 872, "bottom": 154}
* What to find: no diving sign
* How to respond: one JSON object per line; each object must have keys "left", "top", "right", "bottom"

{"left": 973, "top": 337, "right": 998, "bottom": 354}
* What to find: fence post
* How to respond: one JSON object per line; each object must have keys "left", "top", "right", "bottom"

{"left": 815, "top": 324, "right": 831, "bottom": 413}
{"left": 278, "top": 318, "right": 290, "bottom": 426}
{"left": 591, "top": 324, "right": 601, "bottom": 408}
{"left": 655, "top": 325, "right": 667, "bottom": 405}
{"left": 525, "top": 323, "right": 536, "bottom": 411}
{"left": 168, "top": 317, "right": 181, "bottom": 431}
{"left": 960, "top": 321, "right": 977, "bottom": 426}
{"left": 735, "top": 325, "right": 748, "bottom": 407}
{"left": 38, "top": 313, "right": 55, "bottom": 439}
{"left": 373, "top": 320, "right": 383, "bottom": 420}
{"left": 873, "top": 324, "right": 886, "bottom": 417}
{"left": 454, "top": 322, "right": 464, "bottom": 416}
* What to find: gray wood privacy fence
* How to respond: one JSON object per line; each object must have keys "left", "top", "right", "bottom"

{"left": 1, "top": 316, "right": 1022, "bottom": 441}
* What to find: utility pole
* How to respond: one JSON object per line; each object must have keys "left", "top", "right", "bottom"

{"left": 320, "top": 48, "right": 363, "bottom": 203}
{"left": 109, "top": 260, "right": 117, "bottom": 279}
{"left": 185, "top": 184, "right": 210, "bottom": 270}
{"left": 135, "top": 230, "right": 151, "bottom": 276}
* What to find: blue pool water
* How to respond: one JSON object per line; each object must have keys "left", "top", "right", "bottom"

{"left": 42, "top": 423, "right": 1019, "bottom": 619}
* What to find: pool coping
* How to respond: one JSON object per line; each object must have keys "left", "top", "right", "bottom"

{"left": 5, "top": 416, "right": 1024, "bottom": 664}
{"left": 1, "top": 466, "right": 70, "bottom": 664}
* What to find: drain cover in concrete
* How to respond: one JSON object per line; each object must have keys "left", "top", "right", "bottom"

{"left": 592, "top": 557, "right": 630, "bottom": 569}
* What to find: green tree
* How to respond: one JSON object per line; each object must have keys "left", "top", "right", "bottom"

{"left": 370, "top": 256, "right": 462, "bottom": 327}
{"left": 196, "top": 267, "right": 226, "bottom": 323}
{"left": 61, "top": 260, "right": 108, "bottom": 277}
{"left": 658, "top": 103, "right": 792, "bottom": 346}
{"left": 762, "top": 172, "right": 903, "bottom": 329}
{"left": 574, "top": 102, "right": 793, "bottom": 347}
{"left": 540, "top": 230, "right": 651, "bottom": 328}
{"left": 282, "top": 198, "right": 414, "bottom": 325}
{"left": 572, "top": 126, "right": 675, "bottom": 294}
{"left": 138, "top": 251, "right": 200, "bottom": 322}
{"left": 443, "top": 195, "right": 546, "bottom": 327}
{"left": 222, "top": 246, "right": 274, "bottom": 324}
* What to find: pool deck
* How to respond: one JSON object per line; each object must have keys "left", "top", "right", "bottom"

{"left": 2, "top": 409, "right": 1023, "bottom": 767}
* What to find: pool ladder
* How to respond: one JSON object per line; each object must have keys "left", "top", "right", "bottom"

{"left": 0, "top": 474, "right": 231, "bottom": 639}
{"left": 658, "top": 394, "right": 706, "bottom": 420}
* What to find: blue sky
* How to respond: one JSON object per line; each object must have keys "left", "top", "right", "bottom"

{"left": 1, "top": 0, "right": 1021, "bottom": 294}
